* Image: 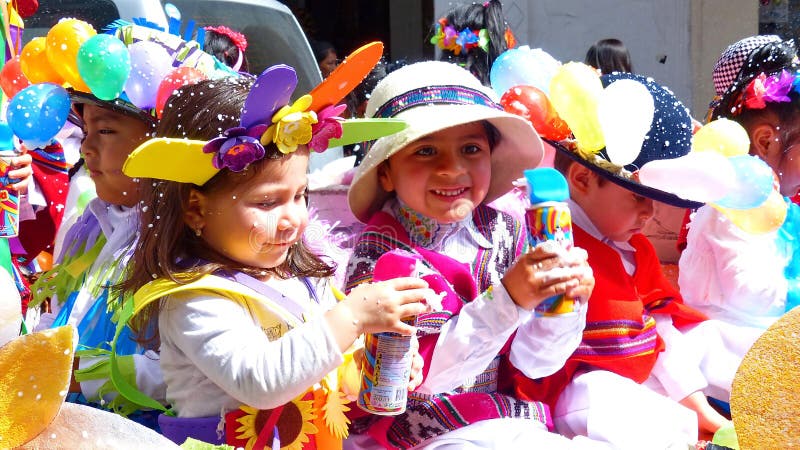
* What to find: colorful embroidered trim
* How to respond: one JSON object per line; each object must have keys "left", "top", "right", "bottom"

{"left": 374, "top": 85, "right": 501, "bottom": 119}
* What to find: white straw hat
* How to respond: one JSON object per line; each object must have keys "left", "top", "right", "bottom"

{"left": 348, "top": 61, "right": 543, "bottom": 223}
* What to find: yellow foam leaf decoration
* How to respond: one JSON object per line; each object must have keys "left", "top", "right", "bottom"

{"left": 0, "top": 325, "right": 74, "bottom": 448}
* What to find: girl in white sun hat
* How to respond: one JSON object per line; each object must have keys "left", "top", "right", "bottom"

{"left": 344, "top": 61, "right": 606, "bottom": 449}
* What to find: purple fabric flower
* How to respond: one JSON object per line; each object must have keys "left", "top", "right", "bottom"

{"left": 203, "top": 124, "right": 268, "bottom": 172}
{"left": 308, "top": 104, "right": 346, "bottom": 152}
{"left": 763, "top": 69, "right": 794, "bottom": 103}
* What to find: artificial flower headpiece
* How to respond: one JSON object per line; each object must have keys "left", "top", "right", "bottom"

{"left": 709, "top": 38, "right": 799, "bottom": 121}
{"left": 123, "top": 42, "right": 408, "bottom": 186}
{"left": 726, "top": 69, "right": 800, "bottom": 116}
{"left": 430, "top": 18, "right": 490, "bottom": 55}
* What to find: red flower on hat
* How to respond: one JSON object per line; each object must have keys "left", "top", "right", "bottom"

{"left": 744, "top": 73, "right": 768, "bottom": 109}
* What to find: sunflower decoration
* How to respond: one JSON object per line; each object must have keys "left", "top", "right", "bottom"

{"left": 227, "top": 393, "right": 318, "bottom": 450}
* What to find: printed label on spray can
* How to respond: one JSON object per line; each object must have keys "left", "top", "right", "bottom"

{"left": 357, "top": 316, "right": 415, "bottom": 415}
{"left": 525, "top": 201, "right": 576, "bottom": 315}
{"left": 0, "top": 153, "right": 20, "bottom": 238}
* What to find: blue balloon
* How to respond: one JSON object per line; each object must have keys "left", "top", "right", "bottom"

{"left": 490, "top": 47, "right": 561, "bottom": 97}
{"left": 715, "top": 155, "right": 774, "bottom": 210}
{"left": 7, "top": 83, "right": 70, "bottom": 149}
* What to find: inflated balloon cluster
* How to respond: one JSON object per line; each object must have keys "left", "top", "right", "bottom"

{"left": 0, "top": 18, "right": 234, "bottom": 149}
{"left": 489, "top": 45, "right": 787, "bottom": 234}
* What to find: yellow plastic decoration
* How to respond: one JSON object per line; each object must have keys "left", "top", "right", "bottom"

{"left": 0, "top": 325, "right": 74, "bottom": 448}
{"left": 20, "top": 37, "right": 64, "bottom": 84}
{"left": 712, "top": 188, "right": 787, "bottom": 234}
{"left": 549, "top": 62, "right": 605, "bottom": 154}
{"left": 692, "top": 118, "right": 750, "bottom": 157}
{"left": 261, "top": 94, "right": 318, "bottom": 154}
{"left": 45, "top": 18, "right": 96, "bottom": 93}
{"left": 123, "top": 138, "right": 216, "bottom": 185}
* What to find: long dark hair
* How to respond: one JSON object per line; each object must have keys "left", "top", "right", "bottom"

{"left": 431, "top": 0, "right": 512, "bottom": 86}
{"left": 123, "top": 77, "right": 334, "bottom": 347}
{"left": 585, "top": 38, "right": 633, "bottom": 74}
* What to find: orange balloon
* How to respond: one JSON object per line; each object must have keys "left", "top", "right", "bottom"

{"left": 46, "top": 19, "right": 96, "bottom": 92}
{"left": 0, "top": 56, "right": 30, "bottom": 98}
{"left": 20, "top": 37, "right": 63, "bottom": 84}
{"left": 36, "top": 251, "right": 53, "bottom": 272}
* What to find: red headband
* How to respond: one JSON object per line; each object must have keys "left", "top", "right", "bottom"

{"left": 204, "top": 25, "right": 248, "bottom": 53}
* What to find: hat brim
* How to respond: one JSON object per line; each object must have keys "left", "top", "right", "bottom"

{"left": 69, "top": 90, "right": 157, "bottom": 126}
{"left": 550, "top": 139, "right": 704, "bottom": 209}
{"left": 348, "top": 104, "right": 544, "bottom": 223}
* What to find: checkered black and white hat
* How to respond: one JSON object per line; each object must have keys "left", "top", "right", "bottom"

{"left": 709, "top": 36, "right": 798, "bottom": 120}
{"left": 712, "top": 35, "right": 782, "bottom": 97}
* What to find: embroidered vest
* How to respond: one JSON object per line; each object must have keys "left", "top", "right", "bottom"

{"left": 346, "top": 206, "right": 550, "bottom": 449}
{"left": 505, "top": 226, "right": 707, "bottom": 409}
{"left": 114, "top": 273, "right": 357, "bottom": 450}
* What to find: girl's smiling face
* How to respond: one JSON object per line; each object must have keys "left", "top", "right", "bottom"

{"left": 377, "top": 122, "right": 493, "bottom": 223}
{"left": 190, "top": 149, "right": 310, "bottom": 270}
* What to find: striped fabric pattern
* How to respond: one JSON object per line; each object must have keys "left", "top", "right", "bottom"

{"left": 574, "top": 315, "right": 659, "bottom": 358}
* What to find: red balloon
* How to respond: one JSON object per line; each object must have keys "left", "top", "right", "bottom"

{"left": 500, "top": 85, "right": 571, "bottom": 141}
{"left": 155, "top": 67, "right": 208, "bottom": 118}
{"left": 0, "top": 56, "right": 31, "bottom": 98}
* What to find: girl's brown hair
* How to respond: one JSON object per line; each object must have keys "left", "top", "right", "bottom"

{"left": 123, "top": 77, "right": 334, "bottom": 347}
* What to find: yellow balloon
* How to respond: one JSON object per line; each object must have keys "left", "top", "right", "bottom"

{"left": 549, "top": 62, "right": 605, "bottom": 154}
{"left": 20, "top": 37, "right": 64, "bottom": 84}
{"left": 46, "top": 19, "right": 96, "bottom": 93}
{"left": 692, "top": 118, "right": 750, "bottom": 157}
{"left": 712, "top": 189, "right": 787, "bottom": 234}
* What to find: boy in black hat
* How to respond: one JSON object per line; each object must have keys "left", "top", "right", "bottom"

{"left": 507, "top": 73, "right": 736, "bottom": 448}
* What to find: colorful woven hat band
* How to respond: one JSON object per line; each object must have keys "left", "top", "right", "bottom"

{"left": 373, "top": 85, "right": 502, "bottom": 118}
{"left": 123, "top": 42, "right": 407, "bottom": 186}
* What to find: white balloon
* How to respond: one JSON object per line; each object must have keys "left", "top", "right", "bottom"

{"left": 124, "top": 41, "right": 174, "bottom": 109}
{"left": 639, "top": 151, "right": 737, "bottom": 203}
{"left": 597, "top": 79, "right": 654, "bottom": 166}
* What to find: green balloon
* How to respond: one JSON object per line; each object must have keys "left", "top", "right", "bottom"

{"left": 76, "top": 34, "right": 131, "bottom": 101}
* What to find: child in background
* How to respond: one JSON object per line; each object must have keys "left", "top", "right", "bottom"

{"left": 345, "top": 61, "right": 603, "bottom": 450}
{"left": 680, "top": 36, "right": 800, "bottom": 329}
{"left": 204, "top": 25, "right": 249, "bottom": 72}
{"left": 584, "top": 38, "right": 633, "bottom": 74}
{"left": 429, "top": 0, "right": 516, "bottom": 87}
{"left": 120, "top": 61, "right": 433, "bottom": 448}
{"left": 509, "top": 73, "right": 745, "bottom": 449}
{"left": 30, "top": 22, "right": 233, "bottom": 422}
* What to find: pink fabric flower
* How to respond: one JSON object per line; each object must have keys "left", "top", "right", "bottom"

{"left": 308, "top": 104, "right": 346, "bottom": 152}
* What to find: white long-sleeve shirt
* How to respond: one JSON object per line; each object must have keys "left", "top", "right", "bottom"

{"left": 159, "top": 276, "right": 344, "bottom": 418}
{"left": 679, "top": 204, "right": 787, "bottom": 329}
